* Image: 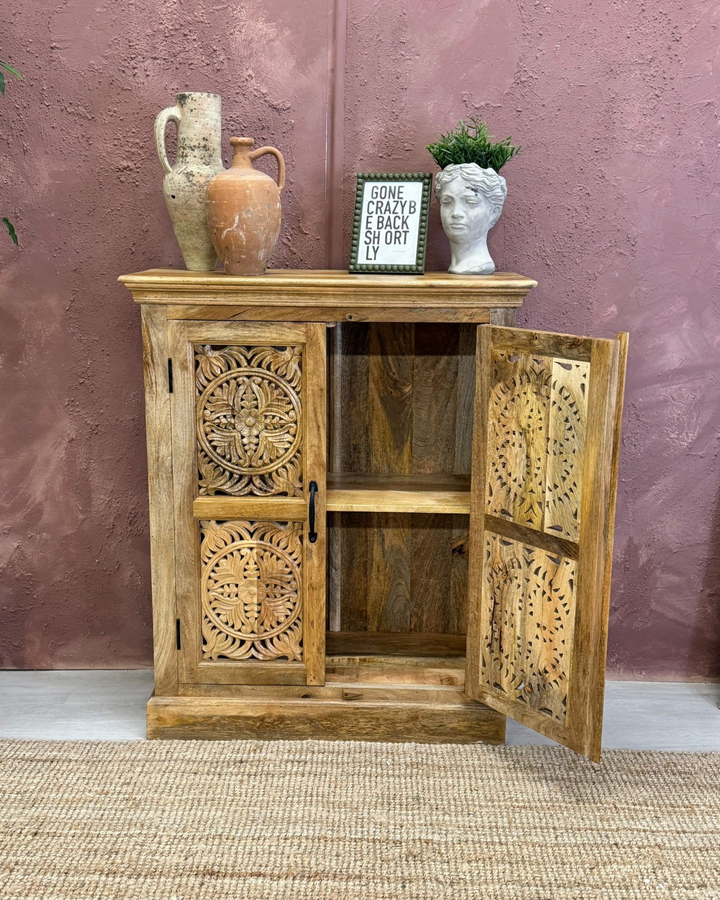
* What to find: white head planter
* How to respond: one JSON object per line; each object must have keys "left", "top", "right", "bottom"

{"left": 434, "top": 163, "right": 507, "bottom": 275}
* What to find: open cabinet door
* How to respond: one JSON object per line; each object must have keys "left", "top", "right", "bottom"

{"left": 465, "top": 326, "right": 628, "bottom": 761}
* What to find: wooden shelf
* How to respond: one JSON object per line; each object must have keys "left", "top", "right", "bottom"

{"left": 324, "top": 632, "right": 467, "bottom": 688}
{"left": 326, "top": 473, "right": 471, "bottom": 514}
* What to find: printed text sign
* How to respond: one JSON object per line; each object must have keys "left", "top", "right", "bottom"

{"left": 349, "top": 173, "right": 431, "bottom": 274}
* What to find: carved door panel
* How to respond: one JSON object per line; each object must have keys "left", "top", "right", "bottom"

{"left": 465, "top": 326, "right": 628, "bottom": 760}
{"left": 169, "top": 321, "right": 326, "bottom": 687}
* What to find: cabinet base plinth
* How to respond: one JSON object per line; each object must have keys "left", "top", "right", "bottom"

{"left": 147, "top": 694, "right": 506, "bottom": 744}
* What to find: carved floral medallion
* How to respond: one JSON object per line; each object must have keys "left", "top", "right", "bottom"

{"left": 481, "top": 533, "right": 575, "bottom": 724}
{"left": 195, "top": 344, "right": 303, "bottom": 496}
{"left": 486, "top": 351, "right": 551, "bottom": 530}
{"left": 200, "top": 519, "right": 303, "bottom": 661}
{"left": 486, "top": 350, "right": 588, "bottom": 540}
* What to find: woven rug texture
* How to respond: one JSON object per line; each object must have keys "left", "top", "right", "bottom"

{"left": 0, "top": 740, "right": 718, "bottom": 900}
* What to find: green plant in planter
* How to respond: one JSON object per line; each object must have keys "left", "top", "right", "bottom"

{"left": 1, "top": 59, "right": 23, "bottom": 244}
{"left": 427, "top": 117, "right": 520, "bottom": 172}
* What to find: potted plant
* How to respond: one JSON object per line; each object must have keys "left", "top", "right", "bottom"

{"left": 427, "top": 118, "right": 520, "bottom": 275}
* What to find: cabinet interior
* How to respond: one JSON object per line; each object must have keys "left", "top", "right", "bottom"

{"left": 325, "top": 322, "right": 476, "bottom": 670}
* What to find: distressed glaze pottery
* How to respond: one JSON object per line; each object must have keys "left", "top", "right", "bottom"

{"left": 155, "top": 92, "right": 224, "bottom": 271}
{"left": 434, "top": 163, "right": 507, "bottom": 275}
{"left": 205, "top": 137, "right": 285, "bottom": 276}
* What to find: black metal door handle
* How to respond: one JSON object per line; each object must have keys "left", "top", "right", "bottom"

{"left": 308, "top": 481, "right": 318, "bottom": 543}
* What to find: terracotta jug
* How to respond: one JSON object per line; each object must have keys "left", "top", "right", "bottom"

{"left": 155, "top": 92, "right": 224, "bottom": 271}
{"left": 205, "top": 137, "right": 285, "bottom": 276}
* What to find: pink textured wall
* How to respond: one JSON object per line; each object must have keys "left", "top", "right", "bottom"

{"left": 0, "top": 0, "right": 330, "bottom": 668}
{"left": 2, "top": 0, "right": 719, "bottom": 677}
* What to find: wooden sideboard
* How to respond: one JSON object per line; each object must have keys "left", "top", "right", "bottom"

{"left": 120, "top": 269, "right": 627, "bottom": 761}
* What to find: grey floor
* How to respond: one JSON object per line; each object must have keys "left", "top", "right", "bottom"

{"left": 0, "top": 670, "right": 718, "bottom": 750}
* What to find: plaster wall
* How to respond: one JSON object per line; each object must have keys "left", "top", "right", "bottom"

{"left": 1, "top": 0, "right": 718, "bottom": 677}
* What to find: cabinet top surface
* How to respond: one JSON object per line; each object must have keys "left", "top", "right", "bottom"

{"left": 120, "top": 268, "right": 537, "bottom": 321}
{"left": 121, "top": 268, "right": 535, "bottom": 295}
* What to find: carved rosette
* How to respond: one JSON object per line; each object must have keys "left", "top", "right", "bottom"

{"left": 545, "top": 359, "right": 589, "bottom": 542}
{"left": 200, "top": 520, "right": 303, "bottom": 661}
{"left": 486, "top": 351, "right": 588, "bottom": 540}
{"left": 486, "top": 351, "right": 551, "bottom": 529}
{"left": 481, "top": 533, "right": 575, "bottom": 724}
{"left": 195, "top": 344, "right": 303, "bottom": 497}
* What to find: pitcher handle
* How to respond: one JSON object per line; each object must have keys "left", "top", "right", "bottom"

{"left": 250, "top": 146, "right": 285, "bottom": 191}
{"left": 154, "top": 105, "right": 181, "bottom": 175}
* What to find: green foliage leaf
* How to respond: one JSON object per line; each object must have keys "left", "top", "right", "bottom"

{"left": 0, "top": 60, "right": 22, "bottom": 96}
{"left": 0, "top": 61, "right": 22, "bottom": 78}
{"left": 427, "top": 117, "right": 521, "bottom": 172}
{"left": 1, "top": 61, "right": 22, "bottom": 244}
{"left": 3, "top": 218, "right": 18, "bottom": 245}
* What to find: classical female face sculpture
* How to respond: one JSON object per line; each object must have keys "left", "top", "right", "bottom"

{"left": 435, "top": 164, "right": 507, "bottom": 275}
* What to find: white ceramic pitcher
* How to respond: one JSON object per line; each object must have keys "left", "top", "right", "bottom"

{"left": 155, "top": 92, "right": 224, "bottom": 271}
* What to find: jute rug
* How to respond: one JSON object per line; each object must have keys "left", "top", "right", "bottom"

{"left": 0, "top": 741, "right": 718, "bottom": 899}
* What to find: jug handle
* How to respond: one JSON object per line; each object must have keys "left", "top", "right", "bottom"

{"left": 154, "top": 105, "right": 181, "bottom": 175}
{"left": 250, "top": 146, "right": 285, "bottom": 191}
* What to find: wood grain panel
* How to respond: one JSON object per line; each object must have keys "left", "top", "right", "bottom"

{"left": 168, "top": 321, "right": 203, "bottom": 686}
{"left": 193, "top": 497, "right": 306, "bottom": 521}
{"left": 329, "top": 323, "right": 476, "bottom": 637}
{"left": 140, "top": 305, "right": 178, "bottom": 696}
{"left": 165, "top": 304, "right": 496, "bottom": 323}
{"left": 410, "top": 514, "right": 456, "bottom": 632}
{"left": 368, "top": 323, "right": 414, "bottom": 473}
{"left": 325, "top": 631, "right": 466, "bottom": 657}
{"left": 189, "top": 664, "right": 306, "bottom": 686}
{"left": 367, "top": 511, "right": 412, "bottom": 631}
{"left": 489, "top": 308, "right": 517, "bottom": 326}
{"left": 329, "top": 324, "right": 370, "bottom": 632}
{"left": 147, "top": 694, "right": 505, "bottom": 743}
{"left": 491, "top": 326, "right": 593, "bottom": 362}
{"left": 454, "top": 324, "right": 477, "bottom": 474}
{"left": 544, "top": 358, "right": 589, "bottom": 542}
{"left": 302, "top": 323, "right": 327, "bottom": 684}
{"left": 451, "top": 517, "right": 470, "bottom": 634}
{"left": 335, "top": 513, "right": 467, "bottom": 635}
{"left": 412, "top": 323, "right": 458, "bottom": 473}
{"left": 484, "top": 513, "right": 579, "bottom": 561}
{"left": 365, "top": 323, "right": 413, "bottom": 632}
{"left": 178, "top": 682, "right": 471, "bottom": 703}
{"left": 324, "top": 664, "right": 466, "bottom": 687}
{"left": 333, "top": 324, "right": 371, "bottom": 472}
{"left": 327, "top": 325, "right": 343, "bottom": 632}
{"left": 326, "top": 473, "right": 471, "bottom": 514}
{"left": 336, "top": 513, "right": 369, "bottom": 632}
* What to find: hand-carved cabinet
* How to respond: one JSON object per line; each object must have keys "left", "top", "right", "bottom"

{"left": 121, "top": 269, "right": 627, "bottom": 761}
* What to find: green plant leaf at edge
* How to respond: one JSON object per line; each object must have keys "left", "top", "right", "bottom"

{"left": 0, "top": 61, "right": 23, "bottom": 79}
{"left": 0, "top": 62, "right": 23, "bottom": 96}
{"left": 3, "top": 218, "right": 18, "bottom": 245}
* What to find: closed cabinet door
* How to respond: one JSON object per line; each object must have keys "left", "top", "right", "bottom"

{"left": 169, "top": 321, "right": 326, "bottom": 687}
{"left": 466, "top": 325, "right": 628, "bottom": 760}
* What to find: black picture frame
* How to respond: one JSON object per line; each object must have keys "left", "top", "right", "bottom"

{"left": 348, "top": 172, "right": 432, "bottom": 274}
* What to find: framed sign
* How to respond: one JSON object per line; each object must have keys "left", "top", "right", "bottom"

{"left": 349, "top": 173, "right": 432, "bottom": 274}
